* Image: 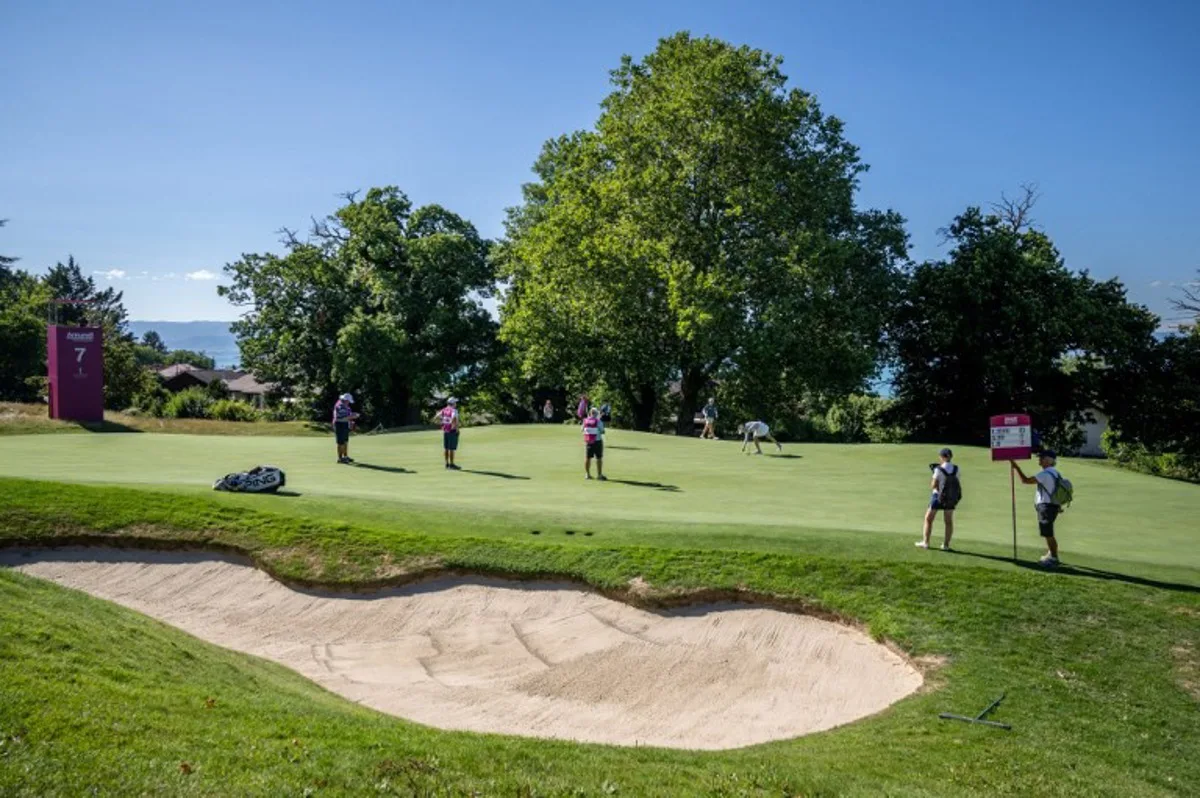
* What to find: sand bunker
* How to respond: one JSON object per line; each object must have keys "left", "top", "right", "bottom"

{"left": 1, "top": 548, "right": 922, "bottom": 749}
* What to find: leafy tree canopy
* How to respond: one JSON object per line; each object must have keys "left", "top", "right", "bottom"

{"left": 221, "top": 188, "right": 496, "bottom": 425}
{"left": 497, "top": 32, "right": 908, "bottom": 431}
{"left": 888, "top": 203, "right": 1158, "bottom": 449}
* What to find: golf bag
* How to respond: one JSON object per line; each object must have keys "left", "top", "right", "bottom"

{"left": 213, "top": 465, "right": 286, "bottom": 494}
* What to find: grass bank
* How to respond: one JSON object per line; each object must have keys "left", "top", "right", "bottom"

{"left": 2, "top": 478, "right": 1198, "bottom": 796}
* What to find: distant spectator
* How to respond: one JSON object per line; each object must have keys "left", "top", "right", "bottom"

{"left": 332, "top": 393, "right": 359, "bottom": 464}
{"left": 599, "top": 401, "right": 612, "bottom": 424}
{"left": 542, "top": 399, "right": 554, "bottom": 423}
{"left": 576, "top": 394, "right": 589, "bottom": 420}
{"left": 701, "top": 398, "right": 719, "bottom": 439}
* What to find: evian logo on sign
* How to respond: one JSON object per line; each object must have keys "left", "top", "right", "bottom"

{"left": 1004, "top": 416, "right": 1020, "bottom": 424}
{"left": 66, "top": 331, "right": 95, "bottom": 343}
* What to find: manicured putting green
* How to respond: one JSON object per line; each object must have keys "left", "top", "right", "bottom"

{"left": 0, "top": 425, "right": 1196, "bottom": 574}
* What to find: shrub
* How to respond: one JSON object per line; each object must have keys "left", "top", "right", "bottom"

{"left": 1101, "top": 429, "right": 1200, "bottom": 483}
{"left": 205, "top": 379, "right": 231, "bottom": 401}
{"left": 163, "top": 387, "right": 213, "bottom": 419}
{"left": 263, "top": 402, "right": 307, "bottom": 422}
{"left": 209, "top": 399, "right": 260, "bottom": 422}
{"left": 826, "top": 395, "right": 907, "bottom": 444}
{"left": 131, "top": 380, "right": 171, "bottom": 417}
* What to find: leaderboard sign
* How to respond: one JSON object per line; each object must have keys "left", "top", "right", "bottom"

{"left": 989, "top": 414, "right": 1032, "bottom": 461}
{"left": 47, "top": 325, "right": 104, "bottom": 422}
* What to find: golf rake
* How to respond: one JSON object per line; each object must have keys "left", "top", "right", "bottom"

{"left": 938, "top": 692, "right": 1011, "bottom": 730}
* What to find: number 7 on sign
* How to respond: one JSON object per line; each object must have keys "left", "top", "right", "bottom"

{"left": 75, "top": 347, "right": 87, "bottom": 364}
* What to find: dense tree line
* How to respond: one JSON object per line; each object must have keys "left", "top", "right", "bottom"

{"left": 3, "top": 33, "right": 1197, "bottom": 479}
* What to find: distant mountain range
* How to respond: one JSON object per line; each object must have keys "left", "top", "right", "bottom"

{"left": 128, "top": 321, "right": 240, "bottom": 368}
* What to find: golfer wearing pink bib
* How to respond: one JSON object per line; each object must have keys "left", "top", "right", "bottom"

{"left": 436, "top": 397, "right": 461, "bottom": 470}
{"left": 582, "top": 407, "right": 606, "bottom": 481}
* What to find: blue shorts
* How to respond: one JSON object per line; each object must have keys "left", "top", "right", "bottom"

{"left": 929, "top": 494, "right": 957, "bottom": 512}
{"left": 443, "top": 430, "right": 459, "bottom": 451}
{"left": 334, "top": 422, "right": 351, "bottom": 445}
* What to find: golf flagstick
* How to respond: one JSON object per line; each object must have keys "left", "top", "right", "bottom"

{"left": 939, "top": 692, "right": 1011, "bottom": 730}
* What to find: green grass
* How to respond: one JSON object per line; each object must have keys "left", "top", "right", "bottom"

{"left": 1, "top": 425, "right": 1199, "bottom": 795}
{"left": 0, "top": 424, "right": 1197, "bottom": 579}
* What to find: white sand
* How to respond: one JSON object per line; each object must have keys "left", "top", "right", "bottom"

{"left": 1, "top": 548, "right": 922, "bottom": 749}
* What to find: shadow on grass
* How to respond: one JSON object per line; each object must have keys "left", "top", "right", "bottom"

{"left": 460, "top": 469, "right": 530, "bottom": 481}
{"left": 79, "top": 420, "right": 143, "bottom": 433}
{"left": 607, "top": 478, "right": 681, "bottom": 493}
{"left": 953, "top": 550, "right": 1200, "bottom": 594}
{"left": 268, "top": 490, "right": 303, "bottom": 498}
{"left": 606, "top": 445, "right": 646, "bottom": 451}
{"left": 767, "top": 453, "right": 803, "bottom": 459}
{"left": 353, "top": 463, "right": 416, "bottom": 475}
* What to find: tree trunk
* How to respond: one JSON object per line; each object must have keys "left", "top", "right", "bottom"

{"left": 674, "top": 368, "right": 707, "bottom": 436}
{"left": 627, "top": 383, "right": 658, "bottom": 431}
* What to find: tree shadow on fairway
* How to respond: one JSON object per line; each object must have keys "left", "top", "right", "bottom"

{"left": 607, "top": 478, "right": 681, "bottom": 493}
{"left": 353, "top": 463, "right": 416, "bottom": 475}
{"left": 460, "top": 469, "right": 530, "bottom": 480}
{"left": 952, "top": 550, "right": 1200, "bottom": 594}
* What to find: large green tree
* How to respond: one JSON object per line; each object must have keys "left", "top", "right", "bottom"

{"left": 497, "top": 33, "right": 908, "bottom": 432}
{"left": 221, "top": 188, "right": 496, "bottom": 425}
{"left": 888, "top": 203, "right": 1158, "bottom": 449}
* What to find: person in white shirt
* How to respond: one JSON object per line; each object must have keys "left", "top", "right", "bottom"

{"left": 917, "top": 448, "right": 960, "bottom": 550}
{"left": 740, "top": 420, "right": 782, "bottom": 455}
{"left": 1012, "top": 450, "right": 1064, "bottom": 567}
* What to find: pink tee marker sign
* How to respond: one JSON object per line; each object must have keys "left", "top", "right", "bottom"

{"left": 989, "top": 414, "right": 1032, "bottom": 461}
{"left": 47, "top": 325, "right": 104, "bottom": 422}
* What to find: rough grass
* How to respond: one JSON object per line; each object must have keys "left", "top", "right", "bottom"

{"left": 0, "top": 402, "right": 324, "bottom": 437}
{"left": 2, "top": 479, "right": 1199, "bottom": 796}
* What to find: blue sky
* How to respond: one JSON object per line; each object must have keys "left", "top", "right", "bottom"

{"left": 2, "top": 0, "right": 1197, "bottom": 323}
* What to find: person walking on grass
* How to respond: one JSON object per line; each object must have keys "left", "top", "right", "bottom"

{"left": 1012, "top": 450, "right": 1067, "bottom": 568}
{"left": 332, "top": 393, "right": 359, "bottom": 464}
{"left": 917, "top": 448, "right": 961, "bottom": 550}
{"left": 436, "top": 397, "right": 461, "bottom": 470}
{"left": 701, "top": 398, "right": 719, "bottom": 439}
{"left": 740, "top": 420, "right": 782, "bottom": 455}
{"left": 582, "top": 407, "right": 606, "bottom": 481}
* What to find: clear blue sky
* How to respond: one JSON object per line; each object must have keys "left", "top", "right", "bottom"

{"left": 2, "top": 0, "right": 1197, "bottom": 324}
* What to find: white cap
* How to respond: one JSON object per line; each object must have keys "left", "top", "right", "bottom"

{"left": 340, "top": 393, "right": 353, "bottom": 403}
{"left": 447, "top": 397, "right": 458, "bottom": 405}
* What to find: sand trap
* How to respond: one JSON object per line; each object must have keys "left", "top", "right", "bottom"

{"left": 1, "top": 548, "right": 922, "bottom": 749}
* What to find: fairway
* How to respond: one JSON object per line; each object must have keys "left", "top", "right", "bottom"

{"left": 0, "top": 425, "right": 1197, "bottom": 578}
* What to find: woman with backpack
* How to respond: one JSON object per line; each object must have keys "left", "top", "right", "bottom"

{"left": 917, "top": 448, "right": 961, "bottom": 550}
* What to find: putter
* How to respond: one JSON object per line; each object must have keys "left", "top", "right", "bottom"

{"left": 938, "top": 692, "right": 1011, "bottom": 730}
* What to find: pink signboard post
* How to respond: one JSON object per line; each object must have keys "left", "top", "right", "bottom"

{"left": 47, "top": 325, "right": 104, "bottom": 422}
{"left": 990, "top": 413, "right": 1033, "bottom": 559}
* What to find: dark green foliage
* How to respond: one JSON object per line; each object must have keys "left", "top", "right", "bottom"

{"left": 221, "top": 189, "right": 496, "bottom": 427}
{"left": 888, "top": 207, "right": 1158, "bottom": 448}
{"left": 163, "top": 387, "right": 213, "bottom": 419}
{"left": 498, "top": 33, "right": 908, "bottom": 432}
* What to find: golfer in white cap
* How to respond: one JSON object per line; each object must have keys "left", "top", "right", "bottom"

{"left": 740, "top": 420, "right": 782, "bottom": 455}
{"left": 332, "top": 393, "right": 359, "bottom": 464}
{"left": 436, "top": 397, "right": 462, "bottom": 470}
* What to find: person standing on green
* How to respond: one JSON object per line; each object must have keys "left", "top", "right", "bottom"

{"left": 701, "top": 398, "right": 719, "bottom": 439}
{"left": 1012, "top": 450, "right": 1066, "bottom": 568}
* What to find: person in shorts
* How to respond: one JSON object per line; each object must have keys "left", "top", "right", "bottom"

{"left": 740, "top": 420, "right": 782, "bottom": 455}
{"left": 582, "top": 407, "right": 606, "bottom": 480}
{"left": 917, "top": 448, "right": 959, "bottom": 550}
{"left": 701, "top": 398, "right": 719, "bottom": 439}
{"left": 332, "top": 393, "right": 359, "bottom": 464}
{"left": 436, "top": 397, "right": 461, "bottom": 470}
{"left": 1013, "top": 450, "right": 1064, "bottom": 567}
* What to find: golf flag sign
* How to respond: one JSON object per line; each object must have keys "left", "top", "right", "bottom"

{"left": 989, "top": 414, "right": 1032, "bottom": 461}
